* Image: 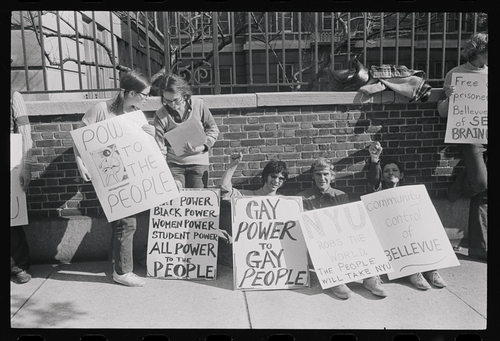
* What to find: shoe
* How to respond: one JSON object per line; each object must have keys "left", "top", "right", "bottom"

{"left": 448, "top": 171, "right": 466, "bottom": 202}
{"left": 423, "top": 270, "right": 447, "bottom": 288}
{"left": 331, "top": 284, "right": 354, "bottom": 299}
{"left": 407, "top": 273, "right": 431, "bottom": 290}
{"left": 15, "top": 270, "right": 31, "bottom": 284}
{"left": 363, "top": 276, "right": 388, "bottom": 297}
{"left": 113, "top": 271, "right": 145, "bottom": 287}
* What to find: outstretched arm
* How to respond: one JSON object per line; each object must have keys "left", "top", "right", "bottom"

{"left": 218, "top": 152, "right": 242, "bottom": 190}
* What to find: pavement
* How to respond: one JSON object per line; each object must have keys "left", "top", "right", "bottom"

{"left": 9, "top": 243, "right": 490, "bottom": 341}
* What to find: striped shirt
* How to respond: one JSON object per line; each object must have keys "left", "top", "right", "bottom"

{"left": 11, "top": 91, "right": 33, "bottom": 165}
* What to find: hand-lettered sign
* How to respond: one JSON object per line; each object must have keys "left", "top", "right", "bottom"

{"left": 298, "top": 201, "right": 392, "bottom": 289}
{"left": 231, "top": 196, "right": 310, "bottom": 291}
{"left": 361, "top": 185, "right": 460, "bottom": 280}
{"left": 444, "top": 73, "right": 488, "bottom": 144}
{"left": 147, "top": 188, "right": 221, "bottom": 280}
{"left": 11, "top": 134, "right": 28, "bottom": 226}
{"left": 71, "top": 111, "right": 179, "bottom": 222}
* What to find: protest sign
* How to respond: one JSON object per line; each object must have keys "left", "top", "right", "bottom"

{"left": 71, "top": 111, "right": 179, "bottom": 222}
{"left": 147, "top": 188, "right": 220, "bottom": 280}
{"left": 444, "top": 73, "right": 487, "bottom": 144}
{"left": 164, "top": 118, "right": 206, "bottom": 156}
{"left": 10, "top": 134, "right": 28, "bottom": 226}
{"left": 298, "top": 201, "right": 392, "bottom": 289}
{"left": 361, "top": 185, "right": 460, "bottom": 280}
{"left": 231, "top": 196, "right": 309, "bottom": 291}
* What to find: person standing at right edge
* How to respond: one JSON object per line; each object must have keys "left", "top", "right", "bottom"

{"left": 437, "top": 32, "right": 488, "bottom": 261}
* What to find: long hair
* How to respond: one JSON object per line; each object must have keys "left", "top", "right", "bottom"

{"left": 461, "top": 32, "right": 488, "bottom": 62}
{"left": 157, "top": 73, "right": 192, "bottom": 100}
{"left": 109, "top": 69, "right": 150, "bottom": 114}
{"left": 261, "top": 160, "right": 289, "bottom": 183}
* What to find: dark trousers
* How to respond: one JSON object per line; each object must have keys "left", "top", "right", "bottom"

{"left": 11, "top": 227, "right": 30, "bottom": 274}
{"left": 460, "top": 144, "right": 487, "bottom": 256}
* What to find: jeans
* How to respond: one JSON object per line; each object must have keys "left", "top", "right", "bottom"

{"left": 11, "top": 227, "right": 30, "bottom": 274}
{"left": 459, "top": 144, "right": 487, "bottom": 256}
{"left": 168, "top": 163, "right": 208, "bottom": 189}
{"left": 111, "top": 215, "right": 136, "bottom": 275}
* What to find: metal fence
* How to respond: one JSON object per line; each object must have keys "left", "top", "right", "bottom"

{"left": 11, "top": 11, "right": 487, "bottom": 99}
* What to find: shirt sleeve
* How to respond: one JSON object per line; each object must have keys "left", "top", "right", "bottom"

{"left": 200, "top": 101, "right": 219, "bottom": 149}
{"left": 153, "top": 110, "right": 168, "bottom": 157}
{"left": 367, "top": 159, "right": 383, "bottom": 192}
{"left": 11, "top": 91, "right": 33, "bottom": 166}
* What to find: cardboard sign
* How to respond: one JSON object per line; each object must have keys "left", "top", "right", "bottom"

{"left": 444, "top": 73, "right": 488, "bottom": 144}
{"left": 146, "top": 188, "right": 220, "bottom": 280}
{"left": 298, "top": 201, "right": 392, "bottom": 289}
{"left": 10, "top": 134, "right": 28, "bottom": 226}
{"left": 164, "top": 118, "right": 206, "bottom": 156}
{"left": 361, "top": 185, "right": 460, "bottom": 280}
{"left": 71, "top": 111, "right": 179, "bottom": 222}
{"left": 231, "top": 196, "right": 310, "bottom": 291}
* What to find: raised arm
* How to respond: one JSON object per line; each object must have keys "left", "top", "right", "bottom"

{"left": 218, "top": 152, "right": 242, "bottom": 190}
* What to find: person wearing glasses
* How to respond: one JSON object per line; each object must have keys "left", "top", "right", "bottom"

{"left": 73, "top": 69, "right": 153, "bottom": 287}
{"left": 437, "top": 32, "right": 488, "bottom": 261}
{"left": 297, "top": 157, "right": 388, "bottom": 299}
{"left": 219, "top": 152, "right": 288, "bottom": 198}
{"left": 153, "top": 73, "right": 219, "bottom": 189}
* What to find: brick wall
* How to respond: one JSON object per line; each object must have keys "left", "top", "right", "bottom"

{"left": 24, "top": 91, "right": 462, "bottom": 219}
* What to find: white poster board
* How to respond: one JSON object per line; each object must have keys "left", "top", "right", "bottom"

{"left": 147, "top": 188, "right": 220, "bottom": 280}
{"left": 10, "top": 134, "right": 28, "bottom": 226}
{"left": 444, "top": 73, "right": 488, "bottom": 144}
{"left": 231, "top": 196, "right": 310, "bottom": 291}
{"left": 71, "top": 111, "right": 179, "bottom": 222}
{"left": 164, "top": 118, "right": 206, "bottom": 156}
{"left": 361, "top": 185, "right": 460, "bottom": 280}
{"left": 298, "top": 201, "right": 392, "bottom": 289}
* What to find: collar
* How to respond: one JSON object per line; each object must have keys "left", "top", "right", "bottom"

{"left": 166, "top": 98, "right": 192, "bottom": 120}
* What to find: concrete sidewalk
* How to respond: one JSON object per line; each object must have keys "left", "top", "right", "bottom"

{"left": 10, "top": 246, "right": 487, "bottom": 340}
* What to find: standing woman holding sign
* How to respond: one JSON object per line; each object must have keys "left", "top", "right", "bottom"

{"left": 367, "top": 142, "right": 447, "bottom": 290}
{"left": 74, "top": 69, "right": 154, "bottom": 287}
{"left": 437, "top": 32, "right": 488, "bottom": 261}
{"left": 153, "top": 73, "right": 219, "bottom": 189}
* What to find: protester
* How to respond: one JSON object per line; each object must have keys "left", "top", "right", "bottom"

{"left": 219, "top": 152, "right": 288, "bottom": 198}
{"left": 367, "top": 142, "right": 447, "bottom": 290}
{"left": 74, "top": 69, "right": 154, "bottom": 287}
{"left": 154, "top": 73, "right": 219, "bottom": 189}
{"left": 298, "top": 157, "right": 388, "bottom": 299}
{"left": 437, "top": 32, "right": 488, "bottom": 261}
{"left": 10, "top": 91, "right": 33, "bottom": 284}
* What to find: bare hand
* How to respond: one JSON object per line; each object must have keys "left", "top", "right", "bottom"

{"left": 142, "top": 124, "right": 155, "bottom": 137}
{"left": 443, "top": 85, "right": 456, "bottom": 98}
{"left": 19, "top": 165, "right": 31, "bottom": 192}
{"left": 368, "top": 141, "right": 383, "bottom": 159}
{"left": 79, "top": 165, "right": 92, "bottom": 182}
{"left": 183, "top": 142, "right": 203, "bottom": 155}
{"left": 230, "top": 152, "right": 242, "bottom": 167}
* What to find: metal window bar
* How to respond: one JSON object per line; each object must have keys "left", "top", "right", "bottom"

{"left": 38, "top": 11, "right": 48, "bottom": 91}
{"left": 75, "top": 12, "right": 83, "bottom": 90}
{"left": 92, "top": 12, "right": 100, "bottom": 90}
{"left": 410, "top": 13, "right": 415, "bottom": 69}
{"left": 19, "top": 11, "right": 30, "bottom": 91}
{"left": 298, "top": 12, "right": 302, "bottom": 83}
{"left": 330, "top": 12, "right": 334, "bottom": 72}
{"left": 213, "top": 12, "right": 221, "bottom": 94}
{"left": 248, "top": 12, "right": 253, "bottom": 85}
{"left": 56, "top": 11, "right": 66, "bottom": 91}
{"left": 426, "top": 13, "right": 431, "bottom": 80}
{"left": 395, "top": 12, "right": 399, "bottom": 66}
{"left": 441, "top": 12, "right": 447, "bottom": 79}
{"left": 109, "top": 11, "right": 117, "bottom": 88}
{"left": 145, "top": 12, "right": 152, "bottom": 80}
{"left": 231, "top": 12, "right": 236, "bottom": 90}
{"left": 265, "top": 12, "right": 269, "bottom": 85}
{"left": 379, "top": 12, "right": 384, "bottom": 66}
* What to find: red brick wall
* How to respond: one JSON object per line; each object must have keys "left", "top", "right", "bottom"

{"left": 25, "top": 101, "right": 461, "bottom": 219}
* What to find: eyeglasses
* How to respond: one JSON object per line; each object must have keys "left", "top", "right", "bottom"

{"left": 137, "top": 92, "right": 150, "bottom": 100}
{"left": 162, "top": 96, "right": 184, "bottom": 107}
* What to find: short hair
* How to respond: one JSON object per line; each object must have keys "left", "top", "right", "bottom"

{"left": 461, "top": 32, "right": 488, "bottom": 62}
{"left": 157, "top": 73, "right": 192, "bottom": 100}
{"left": 261, "top": 160, "right": 288, "bottom": 183}
{"left": 309, "top": 157, "right": 335, "bottom": 174}
{"left": 381, "top": 158, "right": 404, "bottom": 174}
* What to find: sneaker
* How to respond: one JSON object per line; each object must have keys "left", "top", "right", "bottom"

{"left": 15, "top": 270, "right": 31, "bottom": 284}
{"left": 448, "top": 170, "right": 466, "bottom": 202}
{"left": 363, "top": 276, "right": 388, "bottom": 297}
{"left": 113, "top": 271, "right": 145, "bottom": 287}
{"left": 331, "top": 284, "right": 354, "bottom": 299}
{"left": 423, "top": 270, "right": 447, "bottom": 288}
{"left": 407, "top": 272, "right": 431, "bottom": 290}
